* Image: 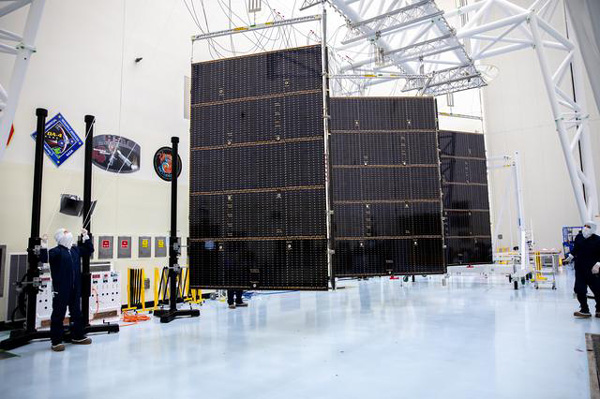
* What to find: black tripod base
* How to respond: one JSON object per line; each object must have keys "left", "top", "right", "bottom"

{"left": 84, "top": 323, "right": 120, "bottom": 335}
{"left": 153, "top": 308, "right": 200, "bottom": 323}
{"left": 0, "top": 329, "right": 52, "bottom": 351}
{"left": 0, "top": 322, "right": 120, "bottom": 351}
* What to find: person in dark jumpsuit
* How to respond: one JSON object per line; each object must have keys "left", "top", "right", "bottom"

{"left": 564, "top": 221, "right": 600, "bottom": 318}
{"left": 227, "top": 290, "right": 248, "bottom": 309}
{"left": 41, "top": 228, "right": 94, "bottom": 351}
{"left": 225, "top": 242, "right": 249, "bottom": 309}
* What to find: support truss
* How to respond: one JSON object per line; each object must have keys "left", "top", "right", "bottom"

{"left": 325, "top": 0, "right": 597, "bottom": 222}
{"left": 300, "top": 0, "right": 326, "bottom": 11}
{"left": 325, "top": 0, "right": 486, "bottom": 95}
{"left": 0, "top": 0, "right": 45, "bottom": 161}
{"left": 192, "top": 14, "right": 321, "bottom": 41}
{"left": 488, "top": 152, "right": 530, "bottom": 274}
{"left": 446, "top": 0, "right": 598, "bottom": 222}
{"left": 403, "top": 64, "right": 485, "bottom": 96}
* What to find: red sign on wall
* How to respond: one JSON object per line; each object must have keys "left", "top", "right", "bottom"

{"left": 102, "top": 240, "right": 110, "bottom": 249}
{"left": 121, "top": 240, "right": 128, "bottom": 248}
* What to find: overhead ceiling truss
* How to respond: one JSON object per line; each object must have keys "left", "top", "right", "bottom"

{"left": 444, "top": 0, "right": 597, "bottom": 223}
{"left": 323, "top": 0, "right": 486, "bottom": 95}
{"left": 309, "top": 0, "right": 597, "bottom": 223}
{"left": 0, "top": 0, "right": 45, "bottom": 161}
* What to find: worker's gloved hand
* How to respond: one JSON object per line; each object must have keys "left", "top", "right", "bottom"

{"left": 593, "top": 263, "right": 600, "bottom": 275}
{"left": 81, "top": 228, "right": 90, "bottom": 242}
{"left": 41, "top": 234, "right": 48, "bottom": 249}
{"left": 563, "top": 254, "right": 574, "bottom": 265}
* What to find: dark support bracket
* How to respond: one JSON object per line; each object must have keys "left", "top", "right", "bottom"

{"left": 153, "top": 136, "right": 200, "bottom": 323}
{"left": 0, "top": 108, "right": 52, "bottom": 350}
{"left": 81, "top": 115, "right": 119, "bottom": 336}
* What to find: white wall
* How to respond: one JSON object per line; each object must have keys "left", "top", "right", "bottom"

{"left": 0, "top": 0, "right": 202, "bottom": 320}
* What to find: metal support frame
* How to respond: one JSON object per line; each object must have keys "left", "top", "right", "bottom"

{"left": 192, "top": 14, "right": 322, "bottom": 42}
{"left": 248, "top": 0, "right": 262, "bottom": 13}
{"left": 328, "top": 72, "right": 427, "bottom": 79}
{"left": 341, "top": 5, "right": 443, "bottom": 46}
{"left": 153, "top": 137, "right": 200, "bottom": 323}
{"left": 81, "top": 115, "right": 94, "bottom": 327}
{"left": 0, "top": 0, "right": 45, "bottom": 161}
{"left": 488, "top": 153, "right": 530, "bottom": 276}
{"left": 325, "top": 0, "right": 597, "bottom": 223}
{"left": 403, "top": 64, "right": 485, "bottom": 95}
{"left": 326, "top": 0, "right": 485, "bottom": 95}
{"left": 0, "top": 108, "right": 51, "bottom": 350}
{"left": 447, "top": 0, "right": 598, "bottom": 223}
{"left": 321, "top": 7, "right": 335, "bottom": 289}
{"left": 81, "top": 115, "right": 119, "bottom": 335}
{"left": 300, "top": 0, "right": 326, "bottom": 11}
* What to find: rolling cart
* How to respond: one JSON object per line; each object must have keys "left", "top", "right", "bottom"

{"left": 531, "top": 250, "right": 560, "bottom": 290}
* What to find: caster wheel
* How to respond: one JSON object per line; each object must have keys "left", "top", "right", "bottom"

{"left": 508, "top": 276, "right": 512, "bottom": 283}
{"left": 403, "top": 276, "right": 409, "bottom": 282}
{"left": 535, "top": 285, "right": 539, "bottom": 289}
{"left": 514, "top": 280, "right": 518, "bottom": 290}
{"left": 552, "top": 285, "right": 557, "bottom": 290}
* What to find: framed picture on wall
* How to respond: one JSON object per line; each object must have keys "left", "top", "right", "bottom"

{"left": 153, "top": 147, "right": 182, "bottom": 181}
{"left": 91, "top": 135, "right": 140, "bottom": 173}
{"left": 30, "top": 113, "right": 83, "bottom": 167}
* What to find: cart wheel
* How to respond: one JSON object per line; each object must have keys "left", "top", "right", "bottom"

{"left": 535, "top": 284, "right": 539, "bottom": 289}
{"left": 552, "top": 284, "right": 557, "bottom": 290}
{"left": 508, "top": 275, "right": 512, "bottom": 283}
{"left": 521, "top": 278, "right": 526, "bottom": 285}
{"left": 403, "top": 276, "right": 409, "bottom": 282}
{"left": 514, "top": 280, "right": 518, "bottom": 290}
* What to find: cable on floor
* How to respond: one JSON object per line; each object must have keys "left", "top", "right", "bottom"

{"left": 120, "top": 310, "right": 151, "bottom": 326}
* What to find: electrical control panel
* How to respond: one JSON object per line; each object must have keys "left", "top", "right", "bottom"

{"left": 35, "top": 271, "right": 121, "bottom": 328}
{"left": 36, "top": 275, "right": 53, "bottom": 328}
{"left": 90, "top": 271, "right": 121, "bottom": 318}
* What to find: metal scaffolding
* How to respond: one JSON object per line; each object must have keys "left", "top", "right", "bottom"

{"left": 309, "top": 0, "right": 597, "bottom": 223}
{"left": 316, "top": 0, "right": 486, "bottom": 95}
{"left": 447, "top": 0, "right": 598, "bottom": 223}
{"left": 0, "top": 0, "right": 45, "bottom": 161}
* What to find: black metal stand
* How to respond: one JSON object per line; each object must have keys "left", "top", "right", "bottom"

{"left": 0, "top": 109, "right": 52, "bottom": 351}
{"left": 153, "top": 136, "right": 199, "bottom": 323}
{"left": 81, "top": 115, "right": 119, "bottom": 336}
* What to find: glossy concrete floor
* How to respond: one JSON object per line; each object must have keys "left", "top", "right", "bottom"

{"left": 0, "top": 268, "right": 598, "bottom": 399}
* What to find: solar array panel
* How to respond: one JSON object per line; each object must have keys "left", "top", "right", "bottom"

{"left": 330, "top": 97, "right": 446, "bottom": 277}
{"left": 439, "top": 130, "right": 492, "bottom": 265}
{"left": 189, "top": 45, "right": 329, "bottom": 290}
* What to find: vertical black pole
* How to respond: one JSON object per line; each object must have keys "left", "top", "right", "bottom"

{"left": 169, "top": 136, "right": 179, "bottom": 312}
{"left": 81, "top": 115, "right": 94, "bottom": 326}
{"left": 26, "top": 108, "right": 48, "bottom": 332}
{"left": 153, "top": 135, "right": 197, "bottom": 323}
{"left": 321, "top": 8, "right": 335, "bottom": 290}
